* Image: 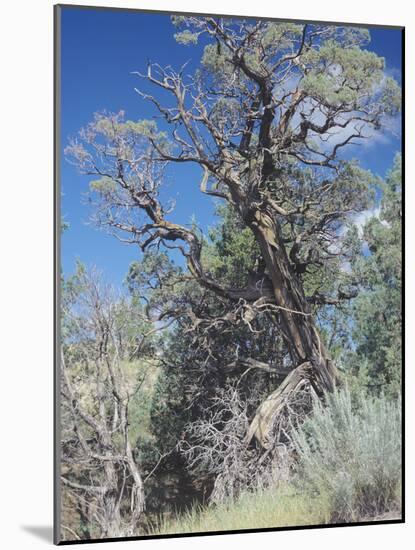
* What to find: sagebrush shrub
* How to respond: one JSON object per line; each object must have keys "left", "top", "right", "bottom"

{"left": 292, "top": 387, "right": 401, "bottom": 522}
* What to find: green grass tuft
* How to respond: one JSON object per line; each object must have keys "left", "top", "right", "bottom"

{"left": 151, "top": 484, "right": 331, "bottom": 535}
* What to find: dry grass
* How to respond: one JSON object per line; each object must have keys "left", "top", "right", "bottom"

{"left": 151, "top": 484, "right": 331, "bottom": 535}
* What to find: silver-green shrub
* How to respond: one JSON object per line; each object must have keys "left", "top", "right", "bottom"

{"left": 293, "top": 387, "right": 401, "bottom": 522}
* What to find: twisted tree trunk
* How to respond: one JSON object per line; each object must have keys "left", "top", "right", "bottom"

{"left": 245, "top": 208, "right": 340, "bottom": 448}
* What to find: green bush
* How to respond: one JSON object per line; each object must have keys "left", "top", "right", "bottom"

{"left": 292, "top": 387, "right": 401, "bottom": 522}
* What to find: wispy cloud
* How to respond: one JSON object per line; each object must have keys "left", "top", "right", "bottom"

{"left": 352, "top": 207, "right": 381, "bottom": 236}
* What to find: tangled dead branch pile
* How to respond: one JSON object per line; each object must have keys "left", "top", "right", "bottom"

{"left": 179, "top": 383, "right": 313, "bottom": 504}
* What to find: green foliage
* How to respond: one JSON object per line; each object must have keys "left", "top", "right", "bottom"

{"left": 126, "top": 251, "right": 183, "bottom": 307}
{"left": 293, "top": 387, "right": 401, "bottom": 522}
{"left": 123, "top": 359, "right": 159, "bottom": 444}
{"left": 174, "top": 30, "right": 199, "bottom": 45}
{"left": 301, "top": 41, "right": 387, "bottom": 108}
{"left": 65, "top": 111, "right": 169, "bottom": 178}
{"left": 261, "top": 22, "right": 303, "bottom": 48}
{"left": 89, "top": 176, "right": 118, "bottom": 193}
{"left": 207, "top": 205, "right": 260, "bottom": 287}
{"left": 381, "top": 77, "right": 402, "bottom": 111}
{"left": 93, "top": 113, "right": 161, "bottom": 140}
{"left": 348, "top": 154, "right": 402, "bottom": 396}
{"left": 147, "top": 339, "right": 195, "bottom": 456}
{"left": 201, "top": 43, "right": 231, "bottom": 75}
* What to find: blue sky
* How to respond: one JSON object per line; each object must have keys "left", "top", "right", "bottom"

{"left": 59, "top": 7, "right": 402, "bottom": 286}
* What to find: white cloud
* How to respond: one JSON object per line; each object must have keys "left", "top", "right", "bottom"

{"left": 352, "top": 207, "right": 381, "bottom": 236}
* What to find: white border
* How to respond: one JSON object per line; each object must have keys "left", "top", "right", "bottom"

{"left": 1, "top": 1, "right": 412, "bottom": 548}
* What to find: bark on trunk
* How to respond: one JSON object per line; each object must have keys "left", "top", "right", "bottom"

{"left": 246, "top": 209, "right": 340, "bottom": 447}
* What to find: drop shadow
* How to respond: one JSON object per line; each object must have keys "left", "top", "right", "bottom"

{"left": 21, "top": 525, "right": 53, "bottom": 543}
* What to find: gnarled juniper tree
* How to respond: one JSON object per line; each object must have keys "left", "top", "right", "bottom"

{"left": 66, "top": 17, "right": 400, "bottom": 448}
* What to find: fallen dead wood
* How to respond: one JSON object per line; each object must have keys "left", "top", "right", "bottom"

{"left": 245, "top": 362, "right": 315, "bottom": 449}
